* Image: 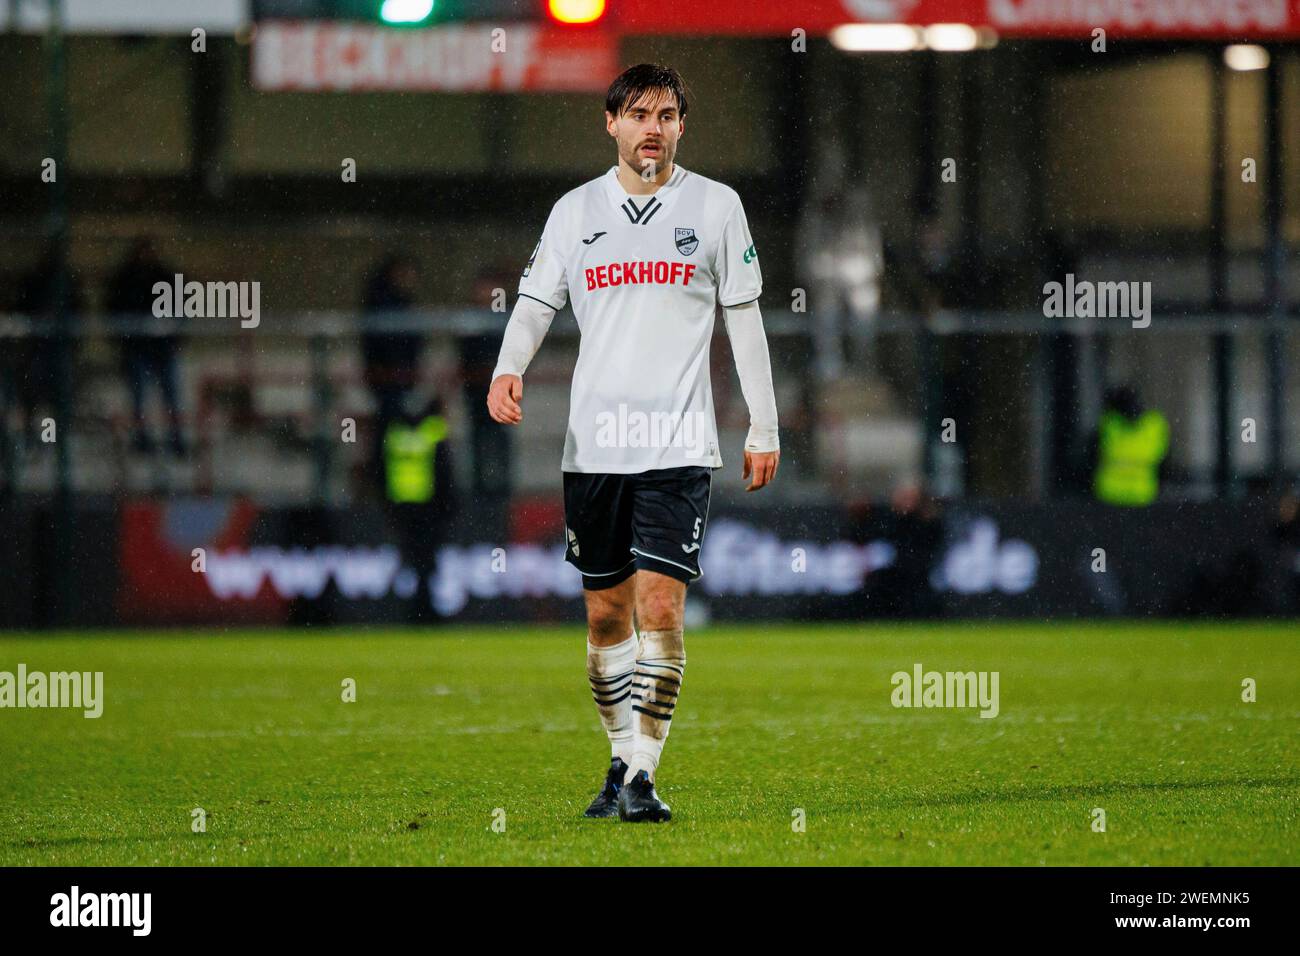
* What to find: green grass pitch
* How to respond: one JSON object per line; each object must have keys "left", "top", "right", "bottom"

{"left": 1, "top": 622, "right": 1296, "bottom": 866}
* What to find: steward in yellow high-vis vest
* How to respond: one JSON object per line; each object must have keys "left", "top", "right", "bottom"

{"left": 1093, "top": 404, "right": 1169, "bottom": 507}
{"left": 383, "top": 398, "right": 453, "bottom": 625}
{"left": 384, "top": 413, "right": 448, "bottom": 505}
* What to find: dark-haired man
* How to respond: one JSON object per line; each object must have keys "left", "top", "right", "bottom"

{"left": 487, "top": 64, "right": 780, "bottom": 822}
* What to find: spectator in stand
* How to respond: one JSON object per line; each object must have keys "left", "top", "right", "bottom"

{"left": 105, "top": 237, "right": 187, "bottom": 456}
{"left": 795, "top": 157, "right": 885, "bottom": 379}
{"left": 360, "top": 253, "right": 423, "bottom": 492}
{"left": 382, "top": 392, "right": 454, "bottom": 624}
{"left": 7, "top": 243, "right": 85, "bottom": 447}
{"left": 464, "top": 267, "right": 517, "bottom": 495}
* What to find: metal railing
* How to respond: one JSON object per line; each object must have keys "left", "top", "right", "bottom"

{"left": 0, "top": 308, "right": 1295, "bottom": 501}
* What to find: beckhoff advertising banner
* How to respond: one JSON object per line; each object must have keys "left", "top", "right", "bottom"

{"left": 252, "top": 20, "right": 619, "bottom": 92}
{"left": 613, "top": 0, "right": 1300, "bottom": 39}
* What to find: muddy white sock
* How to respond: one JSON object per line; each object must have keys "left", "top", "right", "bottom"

{"left": 586, "top": 632, "right": 636, "bottom": 765}
{"left": 628, "top": 628, "right": 686, "bottom": 781}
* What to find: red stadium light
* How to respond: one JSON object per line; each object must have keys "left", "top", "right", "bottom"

{"left": 547, "top": 0, "right": 606, "bottom": 25}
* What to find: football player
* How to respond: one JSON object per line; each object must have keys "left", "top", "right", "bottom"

{"left": 488, "top": 63, "right": 779, "bottom": 822}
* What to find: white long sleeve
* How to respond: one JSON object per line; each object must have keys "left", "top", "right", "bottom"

{"left": 722, "top": 300, "right": 779, "bottom": 453}
{"left": 492, "top": 295, "right": 557, "bottom": 379}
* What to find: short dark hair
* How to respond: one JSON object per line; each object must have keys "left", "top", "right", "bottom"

{"left": 605, "top": 63, "right": 689, "bottom": 119}
{"left": 1104, "top": 385, "right": 1142, "bottom": 419}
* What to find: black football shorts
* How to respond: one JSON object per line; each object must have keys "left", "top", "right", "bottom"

{"left": 562, "top": 466, "right": 712, "bottom": 590}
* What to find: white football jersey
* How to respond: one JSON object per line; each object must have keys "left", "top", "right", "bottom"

{"left": 519, "top": 164, "right": 762, "bottom": 474}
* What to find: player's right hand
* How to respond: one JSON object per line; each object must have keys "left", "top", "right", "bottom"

{"left": 487, "top": 374, "right": 524, "bottom": 425}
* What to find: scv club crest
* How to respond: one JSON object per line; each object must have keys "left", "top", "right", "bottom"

{"left": 674, "top": 227, "right": 698, "bottom": 257}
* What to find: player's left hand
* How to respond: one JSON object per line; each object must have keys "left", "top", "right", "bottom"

{"left": 743, "top": 450, "right": 779, "bottom": 492}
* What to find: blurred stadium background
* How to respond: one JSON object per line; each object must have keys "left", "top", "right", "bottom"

{"left": 1, "top": 0, "right": 1299, "bottom": 628}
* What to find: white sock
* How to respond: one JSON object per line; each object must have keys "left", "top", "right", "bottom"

{"left": 628, "top": 628, "right": 686, "bottom": 782}
{"left": 586, "top": 632, "right": 636, "bottom": 765}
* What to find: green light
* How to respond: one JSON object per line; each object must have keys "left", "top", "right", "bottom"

{"left": 380, "top": 0, "right": 435, "bottom": 23}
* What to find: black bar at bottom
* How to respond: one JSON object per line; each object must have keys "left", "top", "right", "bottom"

{"left": 0, "top": 866, "right": 1284, "bottom": 942}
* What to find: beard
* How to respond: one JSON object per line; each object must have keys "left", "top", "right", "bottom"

{"left": 623, "top": 138, "right": 673, "bottom": 179}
